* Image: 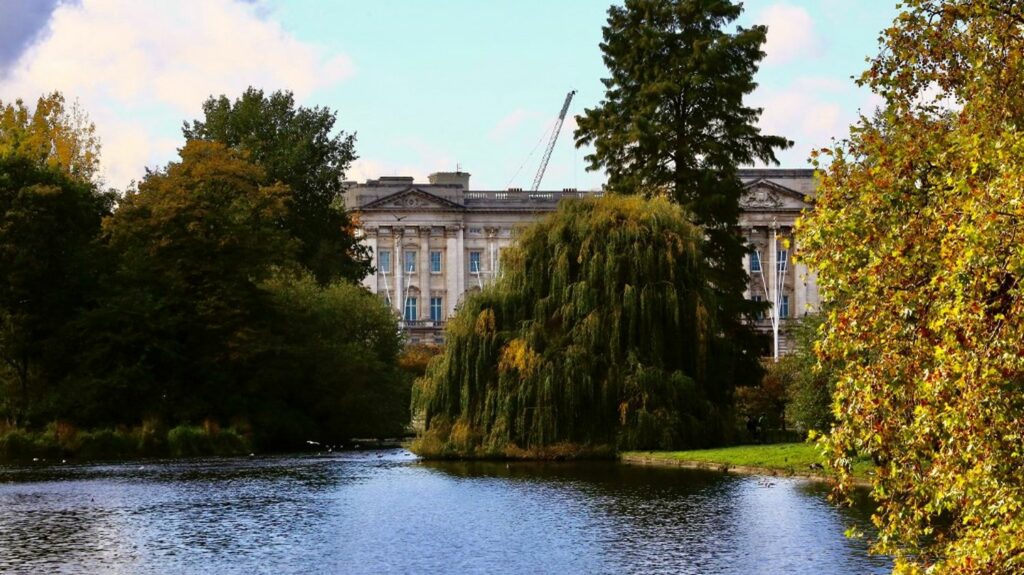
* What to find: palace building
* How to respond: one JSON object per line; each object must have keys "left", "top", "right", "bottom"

{"left": 344, "top": 169, "right": 818, "bottom": 353}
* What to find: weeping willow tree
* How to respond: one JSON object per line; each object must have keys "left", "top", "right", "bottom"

{"left": 411, "top": 195, "right": 744, "bottom": 458}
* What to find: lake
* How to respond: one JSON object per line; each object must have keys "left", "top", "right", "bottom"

{"left": 0, "top": 449, "right": 889, "bottom": 574}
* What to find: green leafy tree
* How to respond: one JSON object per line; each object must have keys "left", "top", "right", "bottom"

{"left": 183, "top": 88, "right": 370, "bottom": 284}
{"left": 799, "top": 2, "right": 1024, "bottom": 572}
{"left": 412, "top": 195, "right": 741, "bottom": 458}
{"left": 781, "top": 314, "right": 835, "bottom": 435}
{"left": 0, "top": 92, "right": 101, "bottom": 183}
{"left": 575, "top": 0, "right": 791, "bottom": 381}
{"left": 0, "top": 156, "right": 111, "bottom": 425}
{"left": 79, "top": 140, "right": 297, "bottom": 425}
{"left": 253, "top": 273, "right": 408, "bottom": 446}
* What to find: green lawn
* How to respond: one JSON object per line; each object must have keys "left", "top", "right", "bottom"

{"left": 622, "top": 443, "right": 874, "bottom": 479}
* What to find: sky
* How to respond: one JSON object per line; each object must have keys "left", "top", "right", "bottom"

{"left": 0, "top": 0, "right": 899, "bottom": 192}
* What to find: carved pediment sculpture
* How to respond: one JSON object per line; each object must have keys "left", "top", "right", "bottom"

{"left": 360, "top": 187, "right": 465, "bottom": 212}
{"left": 740, "top": 179, "right": 810, "bottom": 210}
{"left": 743, "top": 186, "right": 782, "bottom": 208}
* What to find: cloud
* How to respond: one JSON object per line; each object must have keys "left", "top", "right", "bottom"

{"left": 0, "top": 0, "right": 354, "bottom": 190}
{"left": 347, "top": 157, "right": 425, "bottom": 184}
{"left": 0, "top": 0, "right": 63, "bottom": 77}
{"left": 348, "top": 137, "right": 454, "bottom": 186}
{"left": 489, "top": 108, "right": 534, "bottom": 141}
{"left": 757, "top": 4, "right": 821, "bottom": 66}
{"left": 750, "top": 76, "right": 853, "bottom": 165}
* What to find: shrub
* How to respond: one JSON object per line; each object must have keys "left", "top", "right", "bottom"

{"left": 0, "top": 429, "right": 40, "bottom": 460}
{"left": 75, "top": 429, "right": 135, "bottom": 460}
{"left": 167, "top": 425, "right": 207, "bottom": 457}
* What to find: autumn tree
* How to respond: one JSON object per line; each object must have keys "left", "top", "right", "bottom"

{"left": 575, "top": 0, "right": 791, "bottom": 381}
{"left": 0, "top": 92, "right": 101, "bottom": 183}
{"left": 0, "top": 156, "right": 112, "bottom": 425}
{"left": 183, "top": 88, "right": 370, "bottom": 284}
{"left": 80, "top": 140, "right": 297, "bottom": 424}
{"left": 799, "top": 2, "right": 1024, "bottom": 572}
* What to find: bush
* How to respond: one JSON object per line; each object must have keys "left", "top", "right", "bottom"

{"left": 0, "top": 429, "right": 40, "bottom": 460}
{"left": 167, "top": 424, "right": 250, "bottom": 457}
{"left": 75, "top": 429, "right": 135, "bottom": 460}
{"left": 136, "top": 418, "right": 167, "bottom": 456}
{"left": 167, "top": 425, "right": 207, "bottom": 457}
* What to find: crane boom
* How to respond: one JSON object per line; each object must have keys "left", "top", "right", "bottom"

{"left": 531, "top": 90, "right": 576, "bottom": 192}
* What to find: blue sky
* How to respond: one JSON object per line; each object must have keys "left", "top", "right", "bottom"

{"left": 0, "top": 0, "right": 899, "bottom": 192}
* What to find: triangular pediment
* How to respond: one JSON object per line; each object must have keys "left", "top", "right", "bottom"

{"left": 359, "top": 187, "right": 465, "bottom": 212}
{"left": 740, "top": 179, "right": 811, "bottom": 210}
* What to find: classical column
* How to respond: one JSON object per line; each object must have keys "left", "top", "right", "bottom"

{"left": 457, "top": 225, "right": 465, "bottom": 297}
{"left": 419, "top": 226, "right": 430, "bottom": 320}
{"left": 769, "top": 219, "right": 779, "bottom": 361}
{"left": 486, "top": 227, "right": 498, "bottom": 284}
{"left": 793, "top": 234, "right": 808, "bottom": 317}
{"left": 742, "top": 228, "right": 752, "bottom": 299}
{"left": 362, "top": 226, "right": 378, "bottom": 294}
{"left": 394, "top": 228, "right": 404, "bottom": 318}
{"left": 445, "top": 226, "right": 459, "bottom": 316}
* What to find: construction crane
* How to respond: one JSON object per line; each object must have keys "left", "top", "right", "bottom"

{"left": 531, "top": 90, "right": 576, "bottom": 192}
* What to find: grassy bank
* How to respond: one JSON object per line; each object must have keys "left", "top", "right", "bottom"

{"left": 0, "top": 421, "right": 251, "bottom": 463}
{"left": 621, "top": 443, "right": 874, "bottom": 482}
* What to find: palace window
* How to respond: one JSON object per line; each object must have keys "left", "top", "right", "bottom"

{"left": 750, "top": 251, "right": 761, "bottom": 273}
{"left": 752, "top": 294, "right": 764, "bottom": 320}
{"left": 430, "top": 251, "right": 442, "bottom": 273}
{"left": 378, "top": 249, "right": 391, "bottom": 274}
{"left": 430, "top": 297, "right": 443, "bottom": 321}
{"left": 469, "top": 251, "right": 482, "bottom": 273}
{"left": 777, "top": 249, "right": 788, "bottom": 272}
{"left": 780, "top": 295, "right": 790, "bottom": 318}
{"left": 404, "top": 250, "right": 417, "bottom": 273}
{"left": 404, "top": 297, "right": 417, "bottom": 322}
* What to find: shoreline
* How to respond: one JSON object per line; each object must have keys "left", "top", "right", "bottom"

{"left": 620, "top": 451, "right": 872, "bottom": 487}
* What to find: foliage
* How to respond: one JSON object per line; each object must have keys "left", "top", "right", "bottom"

{"left": 0, "top": 421, "right": 250, "bottom": 461}
{"left": 735, "top": 358, "right": 793, "bottom": 432}
{"left": 253, "top": 273, "right": 409, "bottom": 446}
{"left": 77, "top": 139, "right": 297, "bottom": 425}
{"left": 783, "top": 315, "right": 835, "bottom": 435}
{"left": 0, "top": 155, "right": 112, "bottom": 425}
{"left": 574, "top": 0, "right": 790, "bottom": 382}
{"left": 799, "top": 2, "right": 1024, "bottom": 572}
{"left": 412, "top": 195, "right": 742, "bottom": 458}
{"left": 0, "top": 99, "right": 405, "bottom": 448}
{"left": 0, "top": 92, "right": 101, "bottom": 182}
{"left": 183, "top": 87, "right": 370, "bottom": 284}
{"left": 398, "top": 343, "right": 443, "bottom": 378}
{"left": 736, "top": 315, "right": 836, "bottom": 437}
{"left": 166, "top": 424, "right": 248, "bottom": 458}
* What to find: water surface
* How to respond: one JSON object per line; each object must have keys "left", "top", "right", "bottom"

{"left": 0, "top": 450, "right": 888, "bottom": 574}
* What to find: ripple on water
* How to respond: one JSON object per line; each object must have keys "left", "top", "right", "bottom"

{"left": 0, "top": 451, "right": 889, "bottom": 574}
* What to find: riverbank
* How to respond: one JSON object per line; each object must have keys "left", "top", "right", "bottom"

{"left": 0, "top": 422, "right": 251, "bottom": 462}
{"left": 620, "top": 443, "right": 874, "bottom": 485}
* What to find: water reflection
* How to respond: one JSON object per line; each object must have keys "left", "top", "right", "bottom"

{"left": 0, "top": 451, "right": 888, "bottom": 574}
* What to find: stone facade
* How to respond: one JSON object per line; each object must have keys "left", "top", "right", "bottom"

{"left": 344, "top": 169, "right": 818, "bottom": 350}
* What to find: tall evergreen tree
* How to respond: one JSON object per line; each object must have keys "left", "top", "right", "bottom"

{"left": 575, "top": 0, "right": 791, "bottom": 371}
{"left": 183, "top": 88, "right": 370, "bottom": 284}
